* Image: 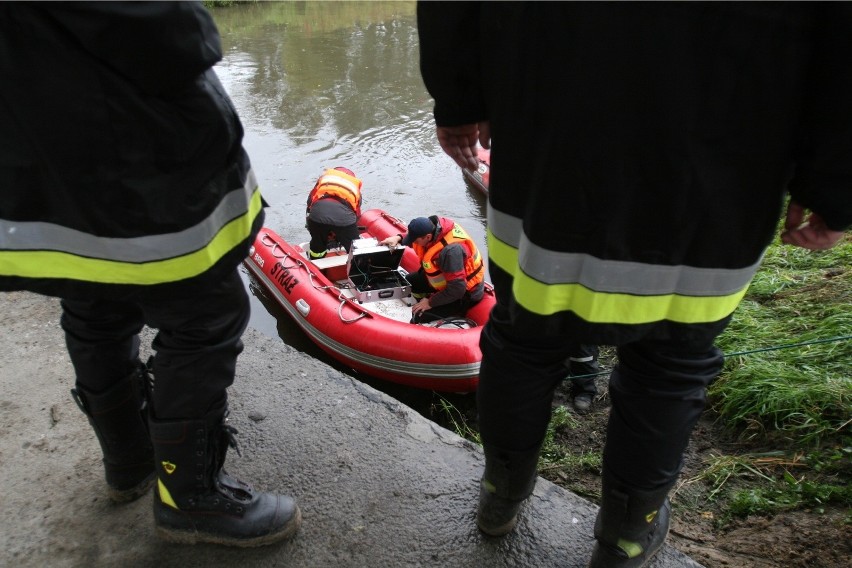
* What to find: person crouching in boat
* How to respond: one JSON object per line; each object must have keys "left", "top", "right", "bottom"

{"left": 305, "top": 167, "right": 363, "bottom": 259}
{"left": 380, "top": 216, "right": 485, "bottom": 324}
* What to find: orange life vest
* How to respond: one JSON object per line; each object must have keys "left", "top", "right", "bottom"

{"left": 307, "top": 169, "right": 363, "bottom": 216}
{"left": 412, "top": 221, "right": 485, "bottom": 292}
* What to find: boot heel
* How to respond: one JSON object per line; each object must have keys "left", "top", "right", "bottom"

{"left": 477, "top": 484, "right": 523, "bottom": 536}
{"left": 71, "top": 363, "right": 155, "bottom": 502}
{"left": 589, "top": 470, "right": 674, "bottom": 568}
{"left": 477, "top": 443, "right": 541, "bottom": 537}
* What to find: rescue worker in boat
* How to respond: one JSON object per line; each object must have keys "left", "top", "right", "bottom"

{"left": 305, "top": 166, "right": 363, "bottom": 259}
{"left": 379, "top": 216, "right": 485, "bottom": 324}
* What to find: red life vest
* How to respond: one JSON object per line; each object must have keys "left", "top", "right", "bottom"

{"left": 412, "top": 220, "right": 485, "bottom": 291}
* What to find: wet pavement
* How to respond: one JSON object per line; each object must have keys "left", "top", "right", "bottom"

{"left": 0, "top": 291, "right": 703, "bottom": 567}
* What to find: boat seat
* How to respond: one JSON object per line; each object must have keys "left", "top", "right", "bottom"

{"left": 312, "top": 253, "right": 349, "bottom": 282}
{"left": 311, "top": 254, "right": 349, "bottom": 269}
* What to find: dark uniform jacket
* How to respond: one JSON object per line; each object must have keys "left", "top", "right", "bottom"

{"left": 418, "top": 2, "right": 852, "bottom": 344}
{"left": 0, "top": 1, "right": 264, "bottom": 300}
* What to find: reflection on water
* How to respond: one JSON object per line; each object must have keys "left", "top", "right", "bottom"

{"left": 211, "top": 1, "right": 473, "bottom": 229}
{"left": 213, "top": 2, "right": 487, "bottom": 409}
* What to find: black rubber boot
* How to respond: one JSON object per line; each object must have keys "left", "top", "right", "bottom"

{"left": 588, "top": 471, "right": 674, "bottom": 568}
{"left": 71, "top": 364, "right": 155, "bottom": 503}
{"left": 477, "top": 443, "right": 542, "bottom": 536}
{"left": 149, "top": 402, "right": 301, "bottom": 547}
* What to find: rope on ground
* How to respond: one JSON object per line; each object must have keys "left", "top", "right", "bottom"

{"left": 564, "top": 334, "right": 852, "bottom": 381}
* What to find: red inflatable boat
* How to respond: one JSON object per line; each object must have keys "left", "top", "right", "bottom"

{"left": 462, "top": 146, "right": 490, "bottom": 196}
{"left": 244, "top": 208, "right": 495, "bottom": 392}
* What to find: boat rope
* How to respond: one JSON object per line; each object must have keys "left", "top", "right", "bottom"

{"left": 564, "top": 334, "right": 852, "bottom": 381}
{"left": 259, "top": 233, "right": 340, "bottom": 292}
{"left": 338, "top": 295, "right": 369, "bottom": 323}
{"left": 260, "top": 234, "right": 291, "bottom": 262}
{"left": 429, "top": 317, "right": 478, "bottom": 329}
{"left": 307, "top": 270, "right": 337, "bottom": 291}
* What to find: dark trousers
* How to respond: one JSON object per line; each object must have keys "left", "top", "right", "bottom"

{"left": 566, "top": 343, "right": 600, "bottom": 396}
{"left": 60, "top": 269, "right": 249, "bottom": 420}
{"left": 477, "top": 302, "right": 723, "bottom": 490}
{"left": 307, "top": 219, "right": 360, "bottom": 256}
{"left": 407, "top": 269, "right": 479, "bottom": 323}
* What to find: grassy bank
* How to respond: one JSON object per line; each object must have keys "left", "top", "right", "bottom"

{"left": 696, "top": 231, "right": 851, "bottom": 523}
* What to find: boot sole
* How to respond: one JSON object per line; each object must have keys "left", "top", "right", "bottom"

{"left": 476, "top": 515, "right": 518, "bottom": 537}
{"left": 155, "top": 506, "right": 302, "bottom": 548}
{"left": 476, "top": 505, "right": 519, "bottom": 537}
{"left": 108, "top": 472, "right": 156, "bottom": 504}
{"left": 589, "top": 500, "right": 672, "bottom": 567}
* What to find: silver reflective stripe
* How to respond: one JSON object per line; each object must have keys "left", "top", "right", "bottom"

{"left": 319, "top": 174, "right": 359, "bottom": 197}
{"left": 0, "top": 170, "right": 258, "bottom": 262}
{"left": 488, "top": 205, "right": 761, "bottom": 297}
{"left": 488, "top": 206, "right": 523, "bottom": 248}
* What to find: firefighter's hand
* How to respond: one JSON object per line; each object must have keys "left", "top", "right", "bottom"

{"left": 781, "top": 201, "right": 845, "bottom": 251}
{"left": 436, "top": 122, "right": 490, "bottom": 172}
{"left": 411, "top": 297, "right": 431, "bottom": 317}
{"left": 379, "top": 235, "right": 403, "bottom": 248}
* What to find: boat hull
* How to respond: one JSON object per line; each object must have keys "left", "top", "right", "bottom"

{"left": 244, "top": 209, "right": 494, "bottom": 392}
{"left": 462, "top": 146, "right": 491, "bottom": 196}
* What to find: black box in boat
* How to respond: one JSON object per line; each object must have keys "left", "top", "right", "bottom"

{"left": 346, "top": 240, "right": 411, "bottom": 303}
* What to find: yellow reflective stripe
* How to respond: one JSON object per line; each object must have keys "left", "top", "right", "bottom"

{"left": 512, "top": 270, "right": 748, "bottom": 323}
{"left": 488, "top": 228, "right": 747, "bottom": 324}
{"left": 488, "top": 228, "right": 519, "bottom": 276}
{"left": 0, "top": 190, "right": 263, "bottom": 285}
{"left": 616, "top": 538, "right": 644, "bottom": 559}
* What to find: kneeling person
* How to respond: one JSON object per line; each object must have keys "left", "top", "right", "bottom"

{"left": 305, "top": 166, "right": 363, "bottom": 259}
{"left": 381, "top": 216, "right": 485, "bottom": 324}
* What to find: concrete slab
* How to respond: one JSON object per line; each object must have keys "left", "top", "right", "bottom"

{"left": 0, "top": 291, "right": 703, "bottom": 567}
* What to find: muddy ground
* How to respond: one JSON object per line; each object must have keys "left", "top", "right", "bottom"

{"left": 552, "top": 384, "right": 849, "bottom": 568}
{"left": 416, "top": 375, "right": 851, "bottom": 568}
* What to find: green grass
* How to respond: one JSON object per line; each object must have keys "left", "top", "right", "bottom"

{"left": 695, "top": 230, "right": 852, "bottom": 524}
{"left": 203, "top": 0, "right": 243, "bottom": 7}
{"left": 539, "top": 406, "right": 603, "bottom": 471}
{"left": 712, "top": 234, "right": 851, "bottom": 448}
{"left": 433, "top": 396, "right": 480, "bottom": 445}
{"left": 677, "top": 445, "right": 851, "bottom": 527}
